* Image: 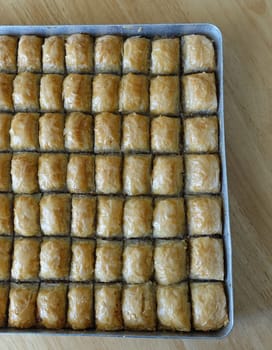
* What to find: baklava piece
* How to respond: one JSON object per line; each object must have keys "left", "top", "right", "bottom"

{"left": 187, "top": 196, "right": 222, "bottom": 236}
{"left": 123, "top": 197, "right": 153, "bottom": 238}
{"left": 151, "top": 116, "right": 181, "bottom": 153}
{"left": 95, "top": 284, "right": 123, "bottom": 331}
{"left": 64, "top": 112, "right": 93, "bottom": 152}
{"left": 154, "top": 240, "right": 187, "bottom": 285}
{"left": 0, "top": 36, "right": 17, "bottom": 73}
{"left": 122, "top": 113, "right": 150, "bottom": 152}
{"left": 13, "top": 72, "right": 40, "bottom": 112}
{"left": 190, "top": 237, "right": 224, "bottom": 280}
{"left": 38, "top": 153, "right": 68, "bottom": 192}
{"left": 95, "top": 35, "right": 122, "bottom": 73}
{"left": 71, "top": 196, "right": 96, "bottom": 238}
{"left": 8, "top": 284, "right": 38, "bottom": 328}
{"left": 153, "top": 198, "right": 185, "bottom": 238}
{"left": 10, "top": 113, "right": 39, "bottom": 151}
{"left": 191, "top": 282, "right": 228, "bottom": 331}
{"left": 0, "top": 195, "right": 13, "bottom": 235}
{"left": 185, "top": 154, "right": 220, "bottom": 193}
{"left": 123, "top": 155, "right": 151, "bottom": 195}
{"left": 39, "top": 238, "right": 70, "bottom": 280}
{"left": 150, "top": 76, "right": 179, "bottom": 115}
{"left": 11, "top": 238, "right": 40, "bottom": 281}
{"left": 0, "top": 284, "right": 9, "bottom": 327}
{"left": 184, "top": 116, "right": 218, "bottom": 152}
{"left": 65, "top": 34, "right": 93, "bottom": 73}
{"left": 182, "top": 73, "right": 217, "bottom": 114}
{"left": 67, "top": 284, "right": 93, "bottom": 330}
{"left": 152, "top": 155, "right": 183, "bottom": 195}
{"left": 42, "top": 36, "right": 65, "bottom": 74}
{"left": 40, "top": 194, "right": 71, "bottom": 236}
{"left": 40, "top": 74, "right": 63, "bottom": 112}
{"left": 122, "top": 283, "right": 156, "bottom": 331}
{"left": 17, "top": 35, "right": 43, "bottom": 72}
{"left": 123, "top": 241, "right": 153, "bottom": 284}
{"left": 95, "top": 240, "right": 122, "bottom": 282}
{"left": 119, "top": 73, "right": 149, "bottom": 113}
{"left": 70, "top": 240, "right": 95, "bottom": 281}
{"left": 37, "top": 283, "right": 67, "bottom": 329}
{"left": 94, "top": 112, "right": 121, "bottom": 152}
{"left": 0, "top": 73, "right": 14, "bottom": 111}
{"left": 39, "top": 113, "right": 65, "bottom": 151}
{"left": 92, "top": 74, "right": 120, "bottom": 113}
{"left": 14, "top": 195, "right": 40, "bottom": 236}
{"left": 0, "top": 113, "right": 11, "bottom": 150}
{"left": 67, "top": 155, "right": 94, "bottom": 193}
{"left": 63, "top": 74, "right": 92, "bottom": 112}
{"left": 123, "top": 36, "right": 150, "bottom": 74}
{"left": 157, "top": 283, "right": 191, "bottom": 331}
{"left": 11, "top": 153, "right": 39, "bottom": 194}
{"left": 0, "top": 237, "right": 12, "bottom": 279}
{"left": 182, "top": 35, "right": 216, "bottom": 73}
{"left": 95, "top": 155, "right": 122, "bottom": 194}
{"left": 0, "top": 153, "right": 11, "bottom": 191}
{"left": 96, "top": 197, "right": 123, "bottom": 238}
{"left": 151, "top": 38, "right": 180, "bottom": 75}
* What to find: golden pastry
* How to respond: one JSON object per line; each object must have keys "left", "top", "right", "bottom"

{"left": 123, "top": 197, "right": 153, "bottom": 238}
{"left": 0, "top": 36, "right": 17, "bottom": 73}
{"left": 40, "top": 74, "right": 63, "bottom": 112}
{"left": 0, "top": 153, "right": 11, "bottom": 191}
{"left": 94, "top": 112, "right": 121, "bottom": 152}
{"left": 0, "top": 237, "right": 12, "bottom": 279}
{"left": 0, "top": 284, "right": 9, "bottom": 327}
{"left": 95, "top": 155, "right": 122, "bottom": 194}
{"left": 64, "top": 112, "right": 93, "bottom": 152}
{"left": 67, "top": 284, "right": 93, "bottom": 330}
{"left": 123, "top": 155, "right": 151, "bottom": 195}
{"left": 40, "top": 194, "right": 71, "bottom": 236}
{"left": 70, "top": 240, "right": 95, "bottom": 281}
{"left": 151, "top": 116, "right": 181, "bottom": 153}
{"left": 95, "top": 35, "right": 122, "bottom": 73}
{"left": 191, "top": 282, "right": 228, "bottom": 331}
{"left": 150, "top": 76, "right": 179, "bottom": 115}
{"left": 96, "top": 196, "right": 123, "bottom": 238}
{"left": 63, "top": 74, "right": 92, "bottom": 112}
{"left": 71, "top": 196, "right": 96, "bottom": 238}
{"left": 42, "top": 36, "right": 65, "bottom": 74}
{"left": 122, "top": 113, "right": 150, "bottom": 152}
{"left": 17, "top": 35, "right": 43, "bottom": 72}
{"left": 39, "top": 238, "right": 70, "bottom": 279}
{"left": 0, "top": 73, "right": 14, "bottom": 111}
{"left": 185, "top": 154, "right": 220, "bottom": 193}
{"left": 123, "top": 241, "right": 153, "bottom": 284}
{"left": 123, "top": 36, "right": 150, "bottom": 74}
{"left": 67, "top": 155, "right": 94, "bottom": 193}
{"left": 10, "top": 113, "right": 39, "bottom": 151}
{"left": 154, "top": 240, "right": 187, "bottom": 285}
{"left": 190, "top": 237, "right": 224, "bottom": 280}
{"left": 157, "top": 283, "right": 191, "bottom": 331}
{"left": 152, "top": 155, "right": 183, "bottom": 195}
{"left": 119, "top": 73, "right": 149, "bottom": 113}
{"left": 151, "top": 38, "right": 180, "bottom": 74}
{"left": 92, "top": 74, "right": 120, "bottom": 113}
{"left": 39, "top": 113, "right": 65, "bottom": 151}
{"left": 153, "top": 198, "right": 185, "bottom": 238}
{"left": 13, "top": 72, "right": 40, "bottom": 112}
{"left": 0, "top": 113, "right": 11, "bottom": 150}
{"left": 0, "top": 194, "right": 13, "bottom": 235}
{"left": 122, "top": 283, "right": 156, "bottom": 331}
{"left": 14, "top": 195, "right": 40, "bottom": 236}
{"left": 95, "top": 240, "right": 122, "bottom": 282}
{"left": 65, "top": 34, "right": 93, "bottom": 73}
{"left": 95, "top": 284, "right": 123, "bottom": 331}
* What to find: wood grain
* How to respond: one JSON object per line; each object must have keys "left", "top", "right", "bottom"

{"left": 0, "top": 0, "right": 272, "bottom": 349}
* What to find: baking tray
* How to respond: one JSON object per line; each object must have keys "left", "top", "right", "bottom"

{"left": 0, "top": 23, "right": 233, "bottom": 339}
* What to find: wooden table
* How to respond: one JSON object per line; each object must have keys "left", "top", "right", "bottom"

{"left": 0, "top": 0, "right": 271, "bottom": 349}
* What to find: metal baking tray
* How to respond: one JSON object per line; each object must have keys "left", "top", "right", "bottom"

{"left": 0, "top": 23, "right": 233, "bottom": 339}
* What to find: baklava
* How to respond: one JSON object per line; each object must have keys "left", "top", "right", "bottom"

{"left": 0, "top": 194, "right": 13, "bottom": 235}
{"left": 151, "top": 116, "right": 181, "bottom": 153}
{"left": 17, "top": 35, "right": 43, "bottom": 73}
{"left": 0, "top": 36, "right": 17, "bottom": 73}
{"left": 67, "top": 154, "right": 94, "bottom": 193}
{"left": 71, "top": 195, "right": 96, "bottom": 238}
{"left": 95, "top": 35, "right": 122, "bottom": 73}
{"left": 0, "top": 153, "right": 11, "bottom": 192}
{"left": 0, "top": 113, "right": 11, "bottom": 150}
{"left": 95, "top": 155, "right": 122, "bottom": 194}
{"left": 40, "top": 74, "right": 63, "bottom": 112}
{"left": 14, "top": 195, "right": 40, "bottom": 236}
{"left": 123, "top": 155, "right": 151, "bottom": 195}
{"left": 0, "top": 73, "right": 14, "bottom": 111}
{"left": 122, "top": 113, "right": 150, "bottom": 152}
{"left": 92, "top": 74, "right": 120, "bottom": 113}
{"left": 0, "top": 237, "right": 12, "bottom": 279}
{"left": 63, "top": 74, "right": 92, "bottom": 112}
{"left": 0, "top": 284, "right": 9, "bottom": 327}
{"left": 10, "top": 113, "right": 39, "bottom": 151}
{"left": 151, "top": 38, "right": 180, "bottom": 75}
{"left": 42, "top": 36, "right": 65, "bottom": 74}
{"left": 65, "top": 34, "right": 93, "bottom": 73}
{"left": 123, "top": 37, "right": 150, "bottom": 74}
{"left": 12, "top": 72, "right": 40, "bottom": 112}
{"left": 94, "top": 112, "right": 121, "bottom": 152}
{"left": 96, "top": 197, "right": 123, "bottom": 238}
{"left": 70, "top": 240, "right": 95, "bottom": 281}
{"left": 39, "top": 113, "right": 65, "bottom": 151}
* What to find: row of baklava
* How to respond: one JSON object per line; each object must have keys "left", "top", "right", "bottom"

{"left": 0, "top": 113, "right": 219, "bottom": 154}
{"left": 0, "top": 72, "right": 217, "bottom": 114}
{"left": 0, "top": 153, "right": 220, "bottom": 194}
{"left": 0, "top": 34, "right": 215, "bottom": 75}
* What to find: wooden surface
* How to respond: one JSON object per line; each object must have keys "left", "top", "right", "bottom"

{"left": 0, "top": 0, "right": 271, "bottom": 349}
